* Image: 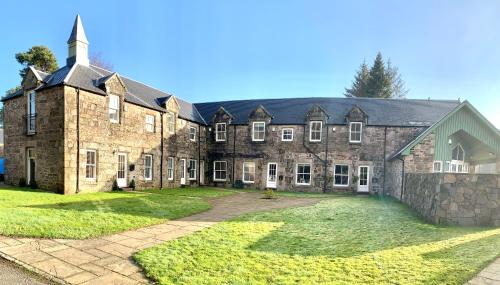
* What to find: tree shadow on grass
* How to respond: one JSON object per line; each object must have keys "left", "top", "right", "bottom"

{"left": 242, "top": 198, "right": 496, "bottom": 259}
{"left": 27, "top": 192, "right": 210, "bottom": 220}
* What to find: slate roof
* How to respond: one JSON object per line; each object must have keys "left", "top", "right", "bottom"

{"left": 194, "top": 97, "right": 460, "bottom": 126}
{"left": 2, "top": 64, "right": 460, "bottom": 127}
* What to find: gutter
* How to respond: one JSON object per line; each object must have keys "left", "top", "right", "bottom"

{"left": 399, "top": 156, "right": 405, "bottom": 201}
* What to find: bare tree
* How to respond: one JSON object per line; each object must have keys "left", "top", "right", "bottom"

{"left": 90, "top": 52, "right": 114, "bottom": 71}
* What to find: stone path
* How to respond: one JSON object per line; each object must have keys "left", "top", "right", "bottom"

{"left": 0, "top": 192, "right": 319, "bottom": 285}
{"left": 467, "top": 258, "right": 500, "bottom": 285}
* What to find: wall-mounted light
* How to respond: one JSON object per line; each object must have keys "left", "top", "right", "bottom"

{"left": 332, "top": 127, "right": 336, "bottom": 132}
{"left": 208, "top": 127, "right": 212, "bottom": 132}
{"left": 448, "top": 139, "right": 452, "bottom": 145}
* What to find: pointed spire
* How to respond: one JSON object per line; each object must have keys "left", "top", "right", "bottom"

{"left": 67, "top": 15, "right": 89, "bottom": 66}
{"left": 67, "top": 15, "right": 88, "bottom": 44}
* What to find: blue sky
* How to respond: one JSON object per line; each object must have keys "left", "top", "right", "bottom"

{"left": 1, "top": 0, "right": 500, "bottom": 127}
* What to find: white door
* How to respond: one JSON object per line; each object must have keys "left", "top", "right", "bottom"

{"left": 180, "top": 159, "right": 186, "bottom": 185}
{"left": 200, "top": 161, "right": 205, "bottom": 185}
{"left": 267, "top": 163, "right": 277, "bottom": 188}
{"left": 117, "top": 153, "right": 127, "bottom": 188}
{"left": 358, "top": 166, "right": 369, "bottom": 193}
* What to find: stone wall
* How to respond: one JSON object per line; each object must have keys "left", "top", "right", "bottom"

{"left": 64, "top": 87, "right": 205, "bottom": 194}
{"left": 3, "top": 86, "right": 65, "bottom": 192}
{"left": 403, "top": 173, "right": 500, "bottom": 226}
{"left": 206, "top": 117, "right": 424, "bottom": 194}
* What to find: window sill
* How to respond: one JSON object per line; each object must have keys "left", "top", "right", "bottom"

{"left": 214, "top": 179, "right": 227, "bottom": 182}
{"left": 333, "top": 184, "right": 349, "bottom": 187}
{"left": 243, "top": 181, "right": 254, "bottom": 184}
{"left": 349, "top": 141, "right": 362, "bottom": 144}
{"left": 296, "top": 183, "right": 311, "bottom": 186}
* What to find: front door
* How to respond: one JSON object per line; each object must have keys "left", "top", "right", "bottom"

{"left": 117, "top": 153, "right": 127, "bottom": 188}
{"left": 267, "top": 163, "right": 277, "bottom": 188}
{"left": 357, "top": 166, "right": 369, "bottom": 193}
{"left": 26, "top": 148, "right": 35, "bottom": 185}
{"left": 180, "top": 159, "right": 186, "bottom": 185}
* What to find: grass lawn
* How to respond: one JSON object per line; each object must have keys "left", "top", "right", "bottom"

{"left": 0, "top": 187, "right": 235, "bottom": 239}
{"left": 135, "top": 196, "right": 500, "bottom": 285}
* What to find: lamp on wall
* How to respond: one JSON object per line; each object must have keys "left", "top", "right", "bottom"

{"left": 448, "top": 138, "right": 452, "bottom": 145}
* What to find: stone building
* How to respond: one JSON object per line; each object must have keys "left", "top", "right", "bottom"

{"left": 3, "top": 15, "right": 500, "bottom": 197}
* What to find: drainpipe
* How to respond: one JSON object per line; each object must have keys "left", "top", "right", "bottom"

{"left": 382, "top": 126, "right": 387, "bottom": 195}
{"left": 232, "top": 124, "right": 236, "bottom": 186}
{"left": 323, "top": 124, "right": 329, "bottom": 193}
{"left": 75, "top": 88, "right": 80, "bottom": 194}
{"left": 198, "top": 124, "right": 201, "bottom": 185}
{"left": 399, "top": 156, "right": 405, "bottom": 201}
{"left": 160, "top": 113, "right": 164, "bottom": 189}
{"left": 302, "top": 124, "right": 328, "bottom": 192}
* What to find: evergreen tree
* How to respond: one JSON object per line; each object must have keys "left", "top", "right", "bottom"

{"left": 387, "top": 60, "right": 408, "bottom": 98}
{"left": 344, "top": 60, "right": 370, "bottom": 97}
{"left": 366, "top": 52, "right": 392, "bottom": 98}
{"left": 15, "top": 46, "right": 58, "bottom": 78}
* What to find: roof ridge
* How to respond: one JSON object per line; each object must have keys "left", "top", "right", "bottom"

{"left": 194, "top": 97, "right": 460, "bottom": 105}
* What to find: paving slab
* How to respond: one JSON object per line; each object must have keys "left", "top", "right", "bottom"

{"left": 467, "top": 258, "right": 500, "bottom": 285}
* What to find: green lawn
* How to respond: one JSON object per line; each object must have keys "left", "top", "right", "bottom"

{"left": 0, "top": 187, "right": 235, "bottom": 239}
{"left": 135, "top": 196, "right": 500, "bottom": 285}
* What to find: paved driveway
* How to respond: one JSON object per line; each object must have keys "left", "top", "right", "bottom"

{"left": 0, "top": 257, "right": 53, "bottom": 285}
{"left": 0, "top": 192, "right": 319, "bottom": 285}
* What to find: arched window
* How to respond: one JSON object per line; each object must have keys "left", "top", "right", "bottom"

{"left": 452, "top": 144, "right": 465, "bottom": 162}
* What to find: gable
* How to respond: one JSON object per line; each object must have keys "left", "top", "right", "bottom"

{"left": 248, "top": 105, "right": 273, "bottom": 122}
{"left": 21, "top": 67, "right": 40, "bottom": 91}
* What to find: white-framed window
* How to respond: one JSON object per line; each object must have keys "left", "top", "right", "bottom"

{"left": 189, "top": 126, "right": 197, "bottom": 141}
{"left": 145, "top": 115, "right": 155, "bottom": 133}
{"left": 349, "top": 122, "right": 362, "bottom": 143}
{"left": 144, "top": 154, "right": 153, "bottom": 181}
{"left": 216, "top": 123, "right": 227, "bottom": 142}
{"left": 189, "top": 159, "right": 197, "bottom": 180}
{"left": 282, "top": 128, "right": 294, "bottom": 141}
{"left": 85, "top": 150, "right": 96, "bottom": 180}
{"left": 27, "top": 91, "right": 36, "bottom": 134}
{"left": 109, "top": 94, "right": 120, "bottom": 123}
{"left": 449, "top": 144, "right": 468, "bottom": 173}
{"left": 334, "top": 164, "right": 349, "bottom": 186}
{"left": 309, "top": 121, "right": 322, "bottom": 142}
{"left": 252, "top": 122, "right": 265, "bottom": 141}
{"left": 167, "top": 157, "right": 174, "bottom": 180}
{"left": 167, "top": 112, "right": 175, "bottom": 134}
{"left": 242, "top": 162, "right": 255, "bottom": 183}
{"left": 145, "top": 115, "right": 155, "bottom": 132}
{"left": 296, "top": 163, "right": 311, "bottom": 185}
{"left": 213, "top": 161, "right": 227, "bottom": 181}
{"left": 452, "top": 144, "right": 465, "bottom": 161}
{"left": 433, "top": 161, "right": 442, "bottom": 173}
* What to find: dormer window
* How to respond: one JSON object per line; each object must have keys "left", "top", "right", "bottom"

{"left": 252, "top": 122, "right": 265, "bottom": 141}
{"left": 109, "top": 94, "right": 120, "bottom": 123}
{"left": 216, "top": 123, "right": 226, "bottom": 142}
{"left": 27, "top": 91, "right": 36, "bottom": 134}
{"left": 349, "top": 122, "right": 362, "bottom": 143}
{"left": 309, "top": 121, "right": 322, "bottom": 142}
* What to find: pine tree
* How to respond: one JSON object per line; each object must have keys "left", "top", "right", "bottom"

{"left": 15, "top": 46, "right": 58, "bottom": 78}
{"left": 366, "top": 52, "right": 392, "bottom": 98}
{"left": 344, "top": 60, "right": 370, "bottom": 97}
{"left": 387, "top": 60, "right": 408, "bottom": 98}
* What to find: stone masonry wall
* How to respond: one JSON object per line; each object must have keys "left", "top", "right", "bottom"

{"left": 3, "top": 87, "right": 65, "bottom": 192}
{"left": 206, "top": 119, "right": 425, "bottom": 194}
{"left": 403, "top": 173, "right": 500, "bottom": 226}
{"left": 64, "top": 86, "right": 205, "bottom": 194}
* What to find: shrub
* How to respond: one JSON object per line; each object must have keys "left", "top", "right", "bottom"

{"left": 233, "top": 180, "right": 244, "bottom": 189}
{"left": 129, "top": 179, "right": 136, "bottom": 190}
{"left": 263, "top": 188, "right": 276, "bottom": 199}
{"left": 19, "top": 178, "right": 27, "bottom": 187}
{"left": 29, "top": 179, "right": 38, "bottom": 189}
{"left": 112, "top": 179, "right": 119, "bottom": 191}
